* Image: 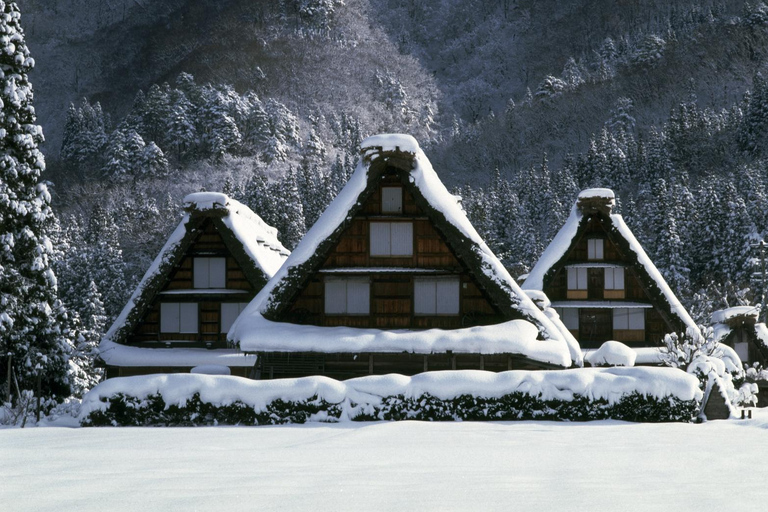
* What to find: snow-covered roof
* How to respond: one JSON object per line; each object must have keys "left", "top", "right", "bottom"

{"left": 100, "top": 193, "right": 289, "bottom": 366}
{"left": 523, "top": 188, "right": 697, "bottom": 334}
{"left": 230, "top": 134, "right": 576, "bottom": 368}
{"left": 98, "top": 344, "right": 256, "bottom": 368}
{"left": 710, "top": 306, "right": 759, "bottom": 325}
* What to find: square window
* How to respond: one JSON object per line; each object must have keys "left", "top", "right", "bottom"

{"left": 194, "top": 257, "right": 227, "bottom": 288}
{"left": 370, "top": 222, "right": 413, "bottom": 257}
{"left": 160, "top": 303, "right": 198, "bottom": 333}
{"left": 414, "top": 277, "right": 460, "bottom": 315}
{"left": 221, "top": 302, "right": 249, "bottom": 333}
{"left": 613, "top": 308, "right": 645, "bottom": 331}
{"left": 567, "top": 267, "right": 588, "bottom": 290}
{"left": 605, "top": 268, "right": 624, "bottom": 290}
{"left": 588, "top": 239, "right": 604, "bottom": 260}
{"left": 381, "top": 187, "right": 403, "bottom": 213}
{"left": 555, "top": 308, "right": 579, "bottom": 330}
{"left": 324, "top": 278, "right": 370, "bottom": 315}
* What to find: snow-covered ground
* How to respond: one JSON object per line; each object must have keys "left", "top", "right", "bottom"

{"left": 3, "top": 414, "right": 768, "bottom": 511}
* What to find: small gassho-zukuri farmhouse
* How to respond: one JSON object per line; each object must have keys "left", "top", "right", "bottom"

{"left": 98, "top": 193, "right": 290, "bottom": 378}
{"left": 522, "top": 188, "right": 697, "bottom": 351}
{"left": 228, "top": 134, "right": 580, "bottom": 380}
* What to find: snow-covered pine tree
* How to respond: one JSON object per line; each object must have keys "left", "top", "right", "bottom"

{"left": 0, "top": 1, "right": 71, "bottom": 399}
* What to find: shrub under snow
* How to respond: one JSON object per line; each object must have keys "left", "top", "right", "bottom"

{"left": 585, "top": 341, "right": 637, "bottom": 367}
{"left": 80, "top": 369, "right": 703, "bottom": 426}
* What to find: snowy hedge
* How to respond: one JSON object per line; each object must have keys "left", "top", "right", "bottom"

{"left": 80, "top": 368, "right": 702, "bottom": 426}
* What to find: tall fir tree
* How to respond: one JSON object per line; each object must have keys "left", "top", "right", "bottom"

{"left": 0, "top": 1, "right": 71, "bottom": 399}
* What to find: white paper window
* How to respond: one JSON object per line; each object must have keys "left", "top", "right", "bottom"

{"left": 324, "top": 278, "right": 370, "bottom": 315}
{"left": 588, "top": 239, "right": 604, "bottom": 260}
{"left": 381, "top": 187, "right": 403, "bottom": 213}
{"left": 613, "top": 308, "right": 644, "bottom": 330}
{"left": 735, "top": 341, "right": 749, "bottom": 362}
{"left": 194, "top": 257, "right": 227, "bottom": 288}
{"left": 567, "top": 267, "right": 588, "bottom": 290}
{"left": 160, "top": 303, "right": 198, "bottom": 333}
{"left": 604, "top": 268, "right": 625, "bottom": 290}
{"left": 370, "top": 222, "right": 413, "bottom": 256}
{"left": 414, "top": 277, "right": 460, "bottom": 315}
{"left": 220, "top": 302, "right": 249, "bottom": 333}
{"left": 555, "top": 308, "right": 579, "bottom": 330}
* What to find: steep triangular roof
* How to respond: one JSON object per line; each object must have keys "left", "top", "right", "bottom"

{"left": 230, "top": 134, "right": 575, "bottom": 367}
{"left": 100, "top": 192, "right": 290, "bottom": 363}
{"left": 523, "top": 188, "right": 697, "bottom": 334}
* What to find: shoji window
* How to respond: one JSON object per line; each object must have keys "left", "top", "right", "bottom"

{"left": 555, "top": 307, "right": 580, "bottom": 331}
{"left": 370, "top": 222, "right": 413, "bottom": 256}
{"left": 160, "top": 303, "right": 198, "bottom": 333}
{"left": 381, "top": 187, "right": 403, "bottom": 214}
{"left": 588, "top": 239, "right": 604, "bottom": 260}
{"left": 612, "top": 308, "right": 645, "bottom": 330}
{"left": 567, "top": 268, "right": 588, "bottom": 290}
{"left": 194, "top": 257, "right": 227, "bottom": 288}
{"left": 220, "top": 302, "right": 250, "bottom": 333}
{"left": 414, "top": 277, "right": 460, "bottom": 315}
{"left": 604, "top": 268, "right": 624, "bottom": 290}
{"left": 324, "top": 277, "right": 370, "bottom": 315}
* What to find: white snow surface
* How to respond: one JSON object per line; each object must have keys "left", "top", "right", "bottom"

{"left": 100, "top": 193, "right": 287, "bottom": 367}
{"left": 578, "top": 187, "right": 615, "bottom": 199}
{"left": 584, "top": 341, "right": 637, "bottom": 367}
{"left": 523, "top": 191, "right": 697, "bottom": 333}
{"left": 4, "top": 417, "right": 768, "bottom": 511}
{"left": 78, "top": 368, "right": 702, "bottom": 420}
{"left": 97, "top": 344, "right": 256, "bottom": 368}
{"left": 231, "top": 134, "right": 572, "bottom": 367}
{"left": 234, "top": 316, "right": 570, "bottom": 366}
{"left": 711, "top": 305, "right": 760, "bottom": 324}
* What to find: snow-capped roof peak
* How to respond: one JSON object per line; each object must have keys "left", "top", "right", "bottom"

{"left": 576, "top": 188, "right": 615, "bottom": 214}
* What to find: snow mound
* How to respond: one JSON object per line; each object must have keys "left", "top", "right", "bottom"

{"left": 360, "top": 133, "right": 419, "bottom": 154}
{"left": 183, "top": 192, "right": 229, "bottom": 211}
{"left": 585, "top": 341, "right": 637, "bottom": 367}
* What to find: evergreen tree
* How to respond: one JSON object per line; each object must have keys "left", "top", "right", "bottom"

{"left": 0, "top": 1, "right": 71, "bottom": 400}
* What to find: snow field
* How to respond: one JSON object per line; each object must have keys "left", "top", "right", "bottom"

{"left": 2, "top": 416, "right": 768, "bottom": 511}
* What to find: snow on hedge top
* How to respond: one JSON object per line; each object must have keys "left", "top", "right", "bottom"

{"left": 230, "top": 134, "right": 573, "bottom": 367}
{"left": 101, "top": 192, "right": 288, "bottom": 351}
{"left": 78, "top": 366, "right": 702, "bottom": 421}
{"left": 523, "top": 189, "right": 697, "bottom": 333}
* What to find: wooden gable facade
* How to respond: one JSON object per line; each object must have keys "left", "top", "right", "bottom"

{"left": 100, "top": 193, "right": 289, "bottom": 378}
{"left": 524, "top": 189, "right": 694, "bottom": 350}
{"left": 281, "top": 170, "right": 505, "bottom": 332}
{"left": 234, "top": 135, "right": 574, "bottom": 380}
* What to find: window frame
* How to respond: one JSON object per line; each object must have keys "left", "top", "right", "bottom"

{"left": 369, "top": 221, "right": 413, "bottom": 257}
{"left": 587, "top": 238, "right": 604, "bottom": 260}
{"left": 604, "top": 267, "right": 625, "bottom": 290}
{"left": 414, "top": 276, "right": 460, "bottom": 316}
{"left": 220, "top": 302, "right": 250, "bottom": 333}
{"left": 381, "top": 186, "right": 403, "bottom": 214}
{"left": 567, "top": 267, "right": 588, "bottom": 290}
{"left": 160, "top": 302, "right": 199, "bottom": 333}
{"left": 193, "top": 257, "right": 227, "bottom": 289}
{"left": 324, "top": 277, "right": 371, "bottom": 316}
{"left": 612, "top": 308, "right": 645, "bottom": 331}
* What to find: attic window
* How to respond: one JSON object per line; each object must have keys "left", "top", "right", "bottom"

{"left": 160, "top": 303, "right": 198, "bottom": 333}
{"left": 220, "top": 302, "right": 249, "bottom": 333}
{"left": 381, "top": 187, "right": 403, "bottom": 213}
{"left": 194, "top": 257, "right": 227, "bottom": 288}
{"left": 325, "top": 277, "right": 370, "bottom": 315}
{"left": 588, "top": 239, "right": 604, "bottom": 260}
{"left": 370, "top": 222, "right": 413, "bottom": 256}
{"left": 414, "top": 277, "right": 460, "bottom": 315}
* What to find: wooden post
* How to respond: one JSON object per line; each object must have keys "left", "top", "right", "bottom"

{"left": 36, "top": 374, "right": 41, "bottom": 423}
{"left": 368, "top": 354, "right": 374, "bottom": 375}
{"left": 451, "top": 354, "right": 456, "bottom": 370}
{"left": 6, "top": 356, "right": 11, "bottom": 404}
{"left": 507, "top": 356, "right": 512, "bottom": 371}
{"left": 479, "top": 355, "right": 485, "bottom": 371}
{"left": 423, "top": 355, "right": 428, "bottom": 372}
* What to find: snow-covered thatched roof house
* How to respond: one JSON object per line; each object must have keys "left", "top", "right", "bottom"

{"left": 523, "top": 188, "right": 697, "bottom": 351}
{"left": 228, "top": 134, "right": 578, "bottom": 379}
{"left": 99, "top": 192, "right": 290, "bottom": 378}
{"left": 711, "top": 306, "right": 768, "bottom": 366}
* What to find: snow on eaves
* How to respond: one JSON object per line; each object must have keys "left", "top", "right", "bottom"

{"left": 710, "top": 306, "right": 760, "bottom": 325}
{"left": 98, "top": 340, "right": 256, "bottom": 368}
{"left": 522, "top": 205, "right": 581, "bottom": 291}
{"left": 237, "top": 315, "right": 571, "bottom": 367}
{"left": 230, "top": 134, "right": 573, "bottom": 367}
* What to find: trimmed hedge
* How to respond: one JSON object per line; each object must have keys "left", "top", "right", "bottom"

{"left": 82, "top": 390, "right": 698, "bottom": 426}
